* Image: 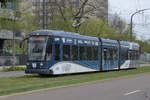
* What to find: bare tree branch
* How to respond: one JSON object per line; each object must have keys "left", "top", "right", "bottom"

{"left": 73, "top": 0, "right": 88, "bottom": 19}
{"left": 54, "top": 0, "right": 66, "bottom": 21}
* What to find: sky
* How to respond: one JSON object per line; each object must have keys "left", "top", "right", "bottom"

{"left": 109, "top": 0, "right": 150, "bottom": 40}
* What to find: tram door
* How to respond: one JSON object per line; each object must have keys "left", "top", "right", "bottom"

{"left": 103, "top": 48, "right": 118, "bottom": 71}
{"left": 54, "top": 44, "right": 60, "bottom": 62}
{"left": 128, "top": 50, "right": 139, "bottom": 68}
{"left": 53, "top": 37, "right": 62, "bottom": 65}
{"left": 103, "top": 48, "right": 109, "bottom": 70}
{"left": 46, "top": 37, "right": 54, "bottom": 67}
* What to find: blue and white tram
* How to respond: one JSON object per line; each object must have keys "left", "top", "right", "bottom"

{"left": 24, "top": 30, "right": 140, "bottom": 75}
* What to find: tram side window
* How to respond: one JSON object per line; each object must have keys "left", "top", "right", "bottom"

{"left": 46, "top": 42, "right": 52, "bottom": 61}
{"left": 126, "top": 50, "right": 128, "bottom": 60}
{"left": 134, "top": 52, "right": 137, "bottom": 60}
{"left": 87, "top": 47, "right": 92, "bottom": 60}
{"left": 128, "top": 51, "right": 137, "bottom": 60}
{"left": 80, "top": 46, "right": 85, "bottom": 60}
{"left": 109, "top": 49, "right": 113, "bottom": 60}
{"left": 132, "top": 51, "right": 139, "bottom": 60}
{"left": 132, "top": 52, "right": 136, "bottom": 60}
{"left": 128, "top": 51, "right": 132, "bottom": 60}
{"left": 63, "top": 45, "right": 71, "bottom": 61}
{"left": 104, "top": 48, "right": 107, "bottom": 60}
{"left": 55, "top": 44, "right": 60, "bottom": 61}
{"left": 93, "top": 46, "right": 98, "bottom": 60}
{"left": 136, "top": 51, "right": 139, "bottom": 60}
{"left": 103, "top": 48, "right": 117, "bottom": 61}
{"left": 113, "top": 49, "right": 117, "bottom": 60}
{"left": 121, "top": 49, "right": 128, "bottom": 60}
{"left": 72, "top": 46, "right": 78, "bottom": 60}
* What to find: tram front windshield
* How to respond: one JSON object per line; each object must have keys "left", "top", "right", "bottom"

{"left": 28, "top": 36, "right": 48, "bottom": 61}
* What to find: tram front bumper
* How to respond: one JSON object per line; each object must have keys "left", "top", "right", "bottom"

{"left": 25, "top": 69, "right": 53, "bottom": 75}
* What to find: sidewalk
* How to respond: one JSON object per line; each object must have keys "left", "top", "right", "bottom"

{"left": 0, "top": 71, "right": 25, "bottom": 78}
{"left": 0, "top": 66, "right": 26, "bottom": 77}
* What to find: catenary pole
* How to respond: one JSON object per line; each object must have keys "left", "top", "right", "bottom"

{"left": 130, "top": 8, "right": 150, "bottom": 42}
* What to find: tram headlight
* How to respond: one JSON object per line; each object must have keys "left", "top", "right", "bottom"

{"left": 26, "top": 63, "right": 29, "bottom": 66}
{"left": 40, "top": 63, "right": 43, "bottom": 67}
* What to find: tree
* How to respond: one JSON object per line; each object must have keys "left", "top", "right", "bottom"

{"left": 0, "top": 0, "right": 7, "bottom": 8}
{"left": 0, "top": 0, "right": 38, "bottom": 67}
{"left": 109, "top": 13, "right": 127, "bottom": 34}
{"left": 47, "top": 0, "right": 107, "bottom": 32}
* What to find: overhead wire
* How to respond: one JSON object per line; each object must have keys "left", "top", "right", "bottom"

{"left": 109, "top": 0, "right": 150, "bottom": 39}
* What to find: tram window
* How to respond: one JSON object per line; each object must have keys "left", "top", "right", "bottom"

{"left": 109, "top": 49, "right": 113, "bottom": 60}
{"left": 104, "top": 48, "right": 107, "bottom": 60}
{"left": 133, "top": 51, "right": 139, "bottom": 60}
{"left": 63, "top": 45, "right": 70, "bottom": 61}
{"left": 126, "top": 50, "right": 128, "bottom": 60}
{"left": 121, "top": 49, "right": 128, "bottom": 60}
{"left": 87, "top": 47, "right": 92, "bottom": 60}
{"left": 126, "top": 51, "right": 128, "bottom": 60}
{"left": 72, "top": 46, "right": 78, "bottom": 60}
{"left": 109, "top": 48, "right": 117, "bottom": 60}
{"left": 46, "top": 42, "right": 52, "bottom": 61}
{"left": 136, "top": 51, "right": 139, "bottom": 60}
{"left": 121, "top": 49, "right": 124, "bottom": 60}
{"left": 55, "top": 44, "right": 60, "bottom": 61}
{"left": 93, "top": 46, "right": 98, "bottom": 60}
{"left": 128, "top": 51, "right": 136, "bottom": 60}
{"left": 80, "top": 46, "right": 85, "bottom": 60}
{"left": 132, "top": 52, "right": 136, "bottom": 60}
{"left": 113, "top": 49, "right": 117, "bottom": 60}
{"left": 128, "top": 51, "right": 132, "bottom": 60}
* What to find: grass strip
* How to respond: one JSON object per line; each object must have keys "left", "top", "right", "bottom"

{"left": 1, "top": 66, "right": 26, "bottom": 72}
{"left": 0, "top": 66, "right": 150, "bottom": 96}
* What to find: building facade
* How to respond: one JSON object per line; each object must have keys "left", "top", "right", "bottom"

{"left": 31, "top": 0, "right": 80, "bottom": 28}
{"left": 0, "top": 0, "right": 18, "bottom": 19}
{"left": 90, "top": 0, "right": 108, "bottom": 22}
{"left": 0, "top": 0, "right": 20, "bottom": 50}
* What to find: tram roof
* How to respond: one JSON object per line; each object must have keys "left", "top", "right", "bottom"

{"left": 30, "top": 30, "right": 99, "bottom": 41}
{"left": 101, "top": 38, "right": 118, "bottom": 44}
{"left": 30, "top": 30, "right": 139, "bottom": 48}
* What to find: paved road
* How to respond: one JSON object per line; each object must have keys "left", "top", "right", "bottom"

{"left": 1, "top": 73, "right": 150, "bottom": 100}
{"left": 0, "top": 71, "right": 25, "bottom": 78}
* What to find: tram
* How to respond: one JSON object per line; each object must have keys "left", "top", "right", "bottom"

{"left": 22, "top": 30, "right": 140, "bottom": 75}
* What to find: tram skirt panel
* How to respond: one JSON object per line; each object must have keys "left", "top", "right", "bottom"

{"left": 50, "top": 61, "right": 98, "bottom": 75}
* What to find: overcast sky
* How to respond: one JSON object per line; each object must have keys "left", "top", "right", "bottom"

{"left": 109, "top": 0, "right": 150, "bottom": 40}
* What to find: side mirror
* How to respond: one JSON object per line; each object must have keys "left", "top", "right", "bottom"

{"left": 19, "top": 36, "right": 30, "bottom": 48}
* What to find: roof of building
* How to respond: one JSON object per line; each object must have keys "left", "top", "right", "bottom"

{"left": 0, "top": 30, "right": 22, "bottom": 40}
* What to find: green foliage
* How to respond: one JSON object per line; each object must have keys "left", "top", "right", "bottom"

{"left": 79, "top": 17, "right": 117, "bottom": 38}
{"left": 135, "top": 40, "right": 150, "bottom": 53}
{"left": 48, "top": 15, "right": 74, "bottom": 32}
{"left": 0, "top": 0, "right": 37, "bottom": 54}
{"left": 48, "top": 16, "right": 132, "bottom": 41}
{"left": 47, "top": 13, "right": 150, "bottom": 53}
{"left": 4, "top": 40, "right": 27, "bottom": 54}
{"left": 2, "top": 66, "right": 26, "bottom": 72}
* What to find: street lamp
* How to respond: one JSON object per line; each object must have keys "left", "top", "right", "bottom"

{"left": 42, "top": 0, "right": 46, "bottom": 29}
{"left": 130, "top": 8, "right": 150, "bottom": 42}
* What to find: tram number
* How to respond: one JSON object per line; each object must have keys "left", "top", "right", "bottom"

{"left": 32, "top": 63, "right": 37, "bottom": 68}
{"left": 62, "top": 64, "right": 71, "bottom": 72}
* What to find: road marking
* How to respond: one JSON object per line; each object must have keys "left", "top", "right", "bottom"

{"left": 124, "top": 90, "right": 141, "bottom": 96}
